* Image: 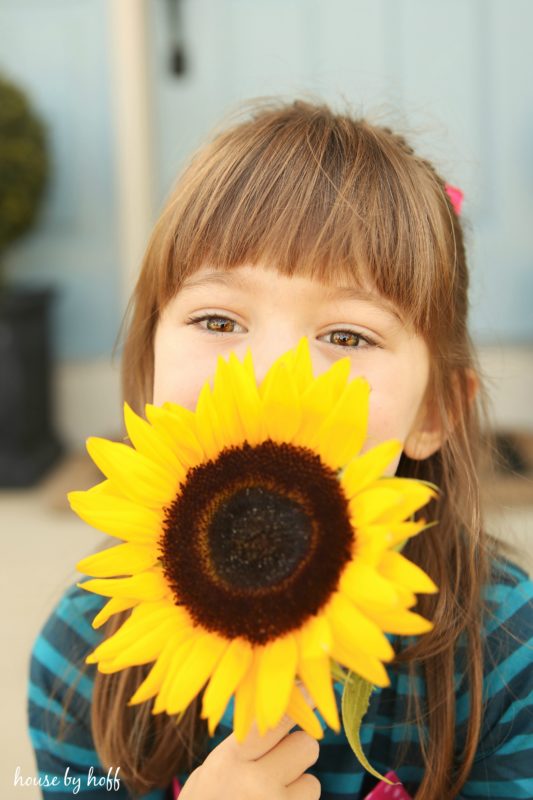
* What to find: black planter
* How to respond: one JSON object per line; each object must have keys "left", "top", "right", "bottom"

{"left": 0, "top": 286, "right": 62, "bottom": 487}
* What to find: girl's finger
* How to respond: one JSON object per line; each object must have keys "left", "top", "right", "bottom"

{"left": 258, "top": 730, "right": 319, "bottom": 786}
{"left": 286, "top": 773, "right": 322, "bottom": 800}
{"left": 226, "top": 713, "right": 297, "bottom": 761}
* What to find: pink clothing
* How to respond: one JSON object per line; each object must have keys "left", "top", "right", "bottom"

{"left": 365, "top": 771, "right": 413, "bottom": 799}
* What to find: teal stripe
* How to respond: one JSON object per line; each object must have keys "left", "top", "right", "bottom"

{"left": 464, "top": 778, "right": 533, "bottom": 797}
{"left": 485, "top": 583, "right": 533, "bottom": 636}
{"left": 396, "top": 672, "right": 425, "bottom": 696}
{"left": 456, "top": 690, "right": 471, "bottom": 725}
{"left": 30, "top": 726, "right": 99, "bottom": 767}
{"left": 496, "top": 734, "right": 533, "bottom": 755}
{"left": 28, "top": 681, "right": 76, "bottom": 724}
{"left": 457, "top": 638, "right": 533, "bottom": 725}
{"left": 65, "top": 588, "right": 107, "bottom": 613}
{"left": 497, "top": 562, "right": 529, "bottom": 584}
{"left": 319, "top": 770, "right": 363, "bottom": 793}
{"left": 397, "top": 765, "right": 424, "bottom": 782}
{"left": 484, "top": 637, "right": 533, "bottom": 695}
{"left": 55, "top": 597, "right": 103, "bottom": 649}
{"left": 32, "top": 636, "right": 94, "bottom": 702}
{"left": 499, "top": 687, "right": 533, "bottom": 724}
{"left": 485, "top": 583, "right": 515, "bottom": 604}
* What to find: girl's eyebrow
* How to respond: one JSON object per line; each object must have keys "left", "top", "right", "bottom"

{"left": 180, "top": 272, "right": 245, "bottom": 292}
{"left": 180, "top": 270, "right": 402, "bottom": 322}
{"left": 323, "top": 285, "right": 403, "bottom": 322}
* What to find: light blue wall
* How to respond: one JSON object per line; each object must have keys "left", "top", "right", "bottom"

{"left": 1, "top": 0, "right": 532, "bottom": 363}
{"left": 0, "top": 0, "right": 120, "bottom": 360}
{"left": 148, "top": 0, "right": 533, "bottom": 344}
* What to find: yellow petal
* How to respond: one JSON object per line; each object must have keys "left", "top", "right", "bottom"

{"left": 257, "top": 634, "right": 298, "bottom": 732}
{"left": 92, "top": 596, "right": 139, "bottom": 628}
{"left": 124, "top": 402, "right": 186, "bottom": 474}
{"left": 286, "top": 683, "right": 324, "bottom": 740}
{"left": 87, "top": 602, "right": 183, "bottom": 662}
{"left": 349, "top": 487, "right": 404, "bottom": 526}
{"left": 278, "top": 337, "right": 314, "bottom": 394}
{"left": 78, "top": 570, "right": 171, "bottom": 601}
{"left": 293, "top": 358, "right": 351, "bottom": 447}
{"left": 145, "top": 403, "right": 204, "bottom": 468}
{"left": 379, "top": 551, "right": 438, "bottom": 594}
{"left": 153, "top": 637, "right": 196, "bottom": 715}
{"left": 341, "top": 440, "right": 403, "bottom": 497}
{"left": 298, "top": 614, "right": 332, "bottom": 660}
{"left": 330, "top": 642, "right": 390, "bottom": 687}
{"left": 359, "top": 606, "right": 433, "bottom": 635}
{"left": 242, "top": 347, "right": 256, "bottom": 384}
{"left": 226, "top": 353, "right": 265, "bottom": 445}
{"left": 129, "top": 632, "right": 182, "bottom": 705}
{"left": 387, "top": 520, "right": 430, "bottom": 548}
{"left": 297, "top": 655, "right": 340, "bottom": 732}
{"left": 202, "top": 638, "right": 254, "bottom": 735}
{"left": 96, "top": 618, "right": 180, "bottom": 672}
{"left": 165, "top": 632, "right": 228, "bottom": 715}
{"left": 326, "top": 593, "right": 394, "bottom": 662}
{"left": 86, "top": 438, "right": 180, "bottom": 508}
{"left": 68, "top": 489, "right": 163, "bottom": 544}
{"left": 193, "top": 383, "right": 224, "bottom": 461}
{"left": 315, "top": 377, "right": 370, "bottom": 469}
{"left": 77, "top": 543, "right": 157, "bottom": 578}
{"left": 212, "top": 356, "right": 248, "bottom": 447}
{"left": 370, "top": 481, "right": 436, "bottom": 524}
{"left": 260, "top": 362, "right": 302, "bottom": 442}
{"left": 352, "top": 525, "right": 394, "bottom": 567}
{"left": 233, "top": 650, "right": 261, "bottom": 742}
{"left": 339, "top": 561, "right": 400, "bottom": 609}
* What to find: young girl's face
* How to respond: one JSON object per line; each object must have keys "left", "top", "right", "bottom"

{"left": 153, "top": 264, "right": 440, "bottom": 470}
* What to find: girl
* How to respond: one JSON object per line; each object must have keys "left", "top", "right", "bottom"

{"left": 29, "top": 100, "right": 533, "bottom": 800}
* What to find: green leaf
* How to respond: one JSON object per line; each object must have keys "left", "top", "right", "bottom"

{"left": 341, "top": 672, "right": 395, "bottom": 785}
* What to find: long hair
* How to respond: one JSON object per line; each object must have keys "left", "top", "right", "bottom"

{"left": 92, "top": 99, "right": 500, "bottom": 798}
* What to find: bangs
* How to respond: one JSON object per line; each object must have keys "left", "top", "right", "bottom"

{"left": 155, "top": 102, "right": 462, "bottom": 336}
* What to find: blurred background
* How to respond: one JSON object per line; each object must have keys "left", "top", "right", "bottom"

{"left": 1, "top": 0, "right": 532, "bottom": 794}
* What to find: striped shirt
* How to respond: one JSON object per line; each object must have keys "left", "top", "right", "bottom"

{"left": 28, "top": 560, "right": 533, "bottom": 799}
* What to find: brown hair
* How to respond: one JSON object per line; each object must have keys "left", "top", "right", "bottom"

{"left": 92, "top": 99, "right": 501, "bottom": 798}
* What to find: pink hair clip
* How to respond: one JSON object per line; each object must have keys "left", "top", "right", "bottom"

{"left": 445, "top": 183, "right": 464, "bottom": 215}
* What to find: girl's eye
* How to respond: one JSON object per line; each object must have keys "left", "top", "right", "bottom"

{"left": 321, "top": 330, "right": 376, "bottom": 349}
{"left": 186, "top": 315, "right": 376, "bottom": 349}
{"left": 186, "top": 314, "right": 243, "bottom": 335}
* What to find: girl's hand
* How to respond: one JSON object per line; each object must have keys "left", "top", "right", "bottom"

{"left": 180, "top": 713, "right": 321, "bottom": 799}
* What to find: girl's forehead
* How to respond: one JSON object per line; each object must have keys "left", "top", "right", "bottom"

{"left": 177, "top": 262, "right": 405, "bottom": 323}
{"left": 181, "top": 261, "right": 376, "bottom": 295}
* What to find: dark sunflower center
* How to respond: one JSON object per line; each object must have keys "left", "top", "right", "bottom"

{"left": 208, "top": 486, "right": 313, "bottom": 590}
{"left": 161, "top": 439, "right": 354, "bottom": 645}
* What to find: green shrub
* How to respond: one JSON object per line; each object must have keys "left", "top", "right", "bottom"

{"left": 0, "top": 74, "right": 48, "bottom": 268}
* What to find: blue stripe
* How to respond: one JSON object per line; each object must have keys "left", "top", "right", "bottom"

{"left": 55, "top": 597, "right": 103, "bottom": 649}
{"left": 30, "top": 727, "right": 99, "bottom": 767}
{"left": 496, "top": 734, "right": 533, "bottom": 755}
{"left": 463, "top": 777, "right": 533, "bottom": 797}
{"left": 32, "top": 636, "right": 94, "bottom": 702}
{"left": 319, "top": 770, "right": 363, "bottom": 793}
{"left": 485, "top": 587, "right": 533, "bottom": 637}
{"left": 484, "top": 637, "right": 533, "bottom": 695}
{"left": 499, "top": 687, "right": 533, "bottom": 724}
{"left": 28, "top": 681, "right": 76, "bottom": 724}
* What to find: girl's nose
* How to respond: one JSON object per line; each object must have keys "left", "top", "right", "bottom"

{"left": 245, "top": 335, "right": 307, "bottom": 387}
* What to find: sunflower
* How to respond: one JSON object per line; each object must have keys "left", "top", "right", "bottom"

{"left": 70, "top": 337, "right": 437, "bottom": 743}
